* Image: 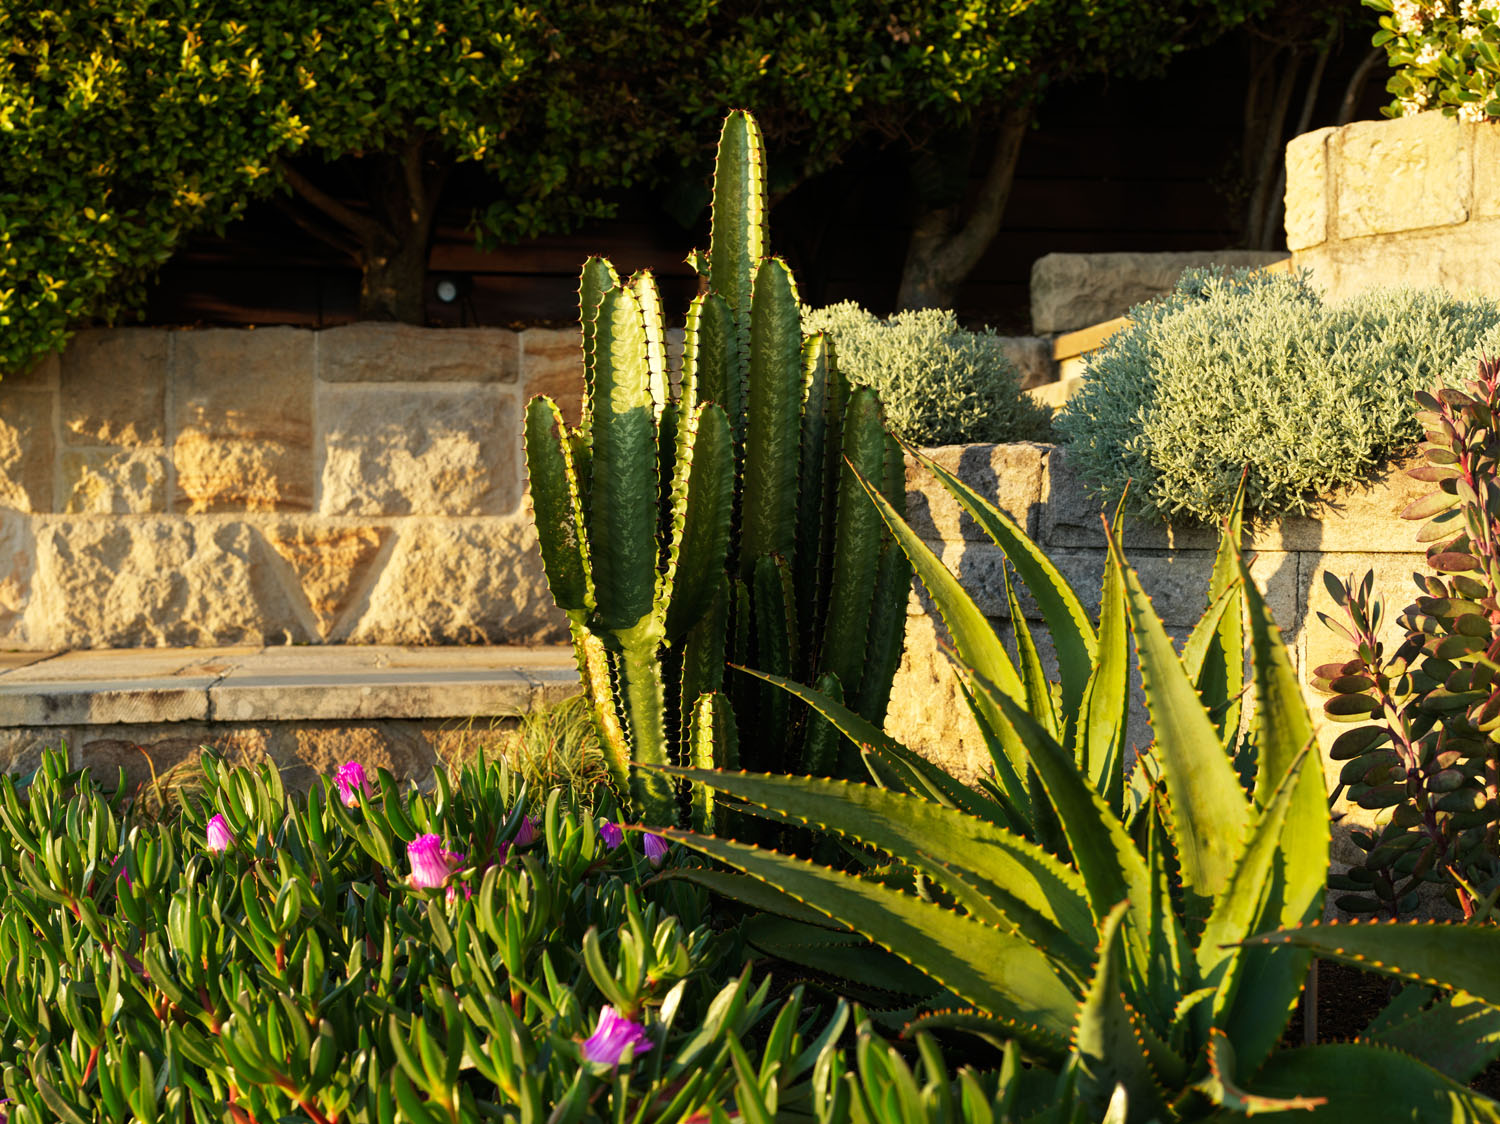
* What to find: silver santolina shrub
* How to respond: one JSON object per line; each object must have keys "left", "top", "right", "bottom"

{"left": 1054, "top": 268, "right": 1500, "bottom": 523}
{"left": 803, "top": 302, "right": 1053, "bottom": 447}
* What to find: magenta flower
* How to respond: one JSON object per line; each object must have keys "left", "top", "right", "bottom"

{"left": 206, "top": 815, "right": 234, "bottom": 853}
{"left": 335, "top": 761, "right": 374, "bottom": 808}
{"left": 599, "top": 820, "right": 624, "bottom": 850}
{"left": 581, "top": 1006, "right": 653, "bottom": 1065}
{"left": 515, "top": 815, "right": 539, "bottom": 847}
{"left": 407, "top": 833, "right": 465, "bottom": 890}
{"left": 643, "top": 833, "right": 671, "bottom": 868}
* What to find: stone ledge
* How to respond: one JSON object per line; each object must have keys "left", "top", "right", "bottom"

{"left": 0, "top": 645, "right": 580, "bottom": 728}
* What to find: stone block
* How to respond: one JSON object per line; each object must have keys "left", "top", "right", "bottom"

{"left": 260, "top": 523, "right": 391, "bottom": 638}
{"left": 318, "top": 384, "right": 520, "bottom": 516}
{"left": 1039, "top": 444, "right": 1218, "bottom": 552}
{"left": 172, "top": 328, "right": 314, "bottom": 444}
{"left": 269, "top": 719, "right": 441, "bottom": 792}
{"left": 62, "top": 449, "right": 168, "bottom": 514}
{"left": 520, "top": 328, "right": 584, "bottom": 427}
{"left": 1284, "top": 126, "right": 1335, "bottom": 251}
{"left": 1030, "top": 251, "right": 1290, "bottom": 335}
{"left": 1471, "top": 122, "right": 1500, "bottom": 220}
{"left": 347, "top": 518, "right": 566, "bottom": 645}
{"left": 27, "top": 519, "right": 310, "bottom": 647}
{"left": 1335, "top": 113, "right": 1469, "bottom": 240}
{"left": 995, "top": 336, "right": 1056, "bottom": 389}
{"left": 1246, "top": 457, "right": 1429, "bottom": 554}
{"left": 72, "top": 724, "right": 273, "bottom": 792}
{"left": 885, "top": 611, "right": 993, "bottom": 783}
{"left": 0, "top": 388, "right": 55, "bottom": 512}
{"left": 173, "top": 433, "right": 312, "bottom": 513}
{"left": 9, "top": 353, "right": 59, "bottom": 390}
{"left": 903, "top": 442, "right": 1049, "bottom": 542}
{"left": 1292, "top": 220, "right": 1500, "bottom": 305}
{"left": 0, "top": 726, "right": 67, "bottom": 777}
{"left": 60, "top": 330, "right": 167, "bottom": 446}
{"left": 317, "top": 323, "right": 519, "bottom": 383}
{"left": 0, "top": 511, "right": 36, "bottom": 647}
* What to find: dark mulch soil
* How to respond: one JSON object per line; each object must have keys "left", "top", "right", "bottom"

{"left": 1282, "top": 961, "right": 1500, "bottom": 1099}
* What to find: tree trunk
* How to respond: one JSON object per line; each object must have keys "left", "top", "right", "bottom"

{"left": 278, "top": 132, "right": 447, "bottom": 324}
{"left": 895, "top": 106, "right": 1032, "bottom": 312}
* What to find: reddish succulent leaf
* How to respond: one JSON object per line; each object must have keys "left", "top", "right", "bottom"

{"left": 1403, "top": 491, "right": 1461, "bottom": 520}
{"left": 1428, "top": 552, "right": 1483, "bottom": 573}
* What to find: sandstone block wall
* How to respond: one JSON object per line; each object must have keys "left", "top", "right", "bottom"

{"left": 888, "top": 443, "right": 1428, "bottom": 871}
{"left": 0, "top": 324, "right": 593, "bottom": 649}
{"left": 1287, "top": 114, "right": 1500, "bottom": 301}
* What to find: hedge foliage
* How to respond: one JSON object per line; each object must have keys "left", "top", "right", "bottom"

{"left": 802, "top": 302, "right": 1053, "bottom": 448}
{"left": 1054, "top": 267, "right": 1500, "bottom": 522}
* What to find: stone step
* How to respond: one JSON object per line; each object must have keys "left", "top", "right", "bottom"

{"left": 0, "top": 645, "right": 583, "bottom": 790}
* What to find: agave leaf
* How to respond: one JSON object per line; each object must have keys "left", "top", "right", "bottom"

{"left": 659, "top": 866, "right": 850, "bottom": 931}
{"left": 1366, "top": 991, "right": 1500, "bottom": 1084}
{"left": 1196, "top": 482, "right": 1248, "bottom": 750}
{"left": 1003, "top": 560, "right": 1059, "bottom": 741}
{"left": 854, "top": 472, "right": 1032, "bottom": 818}
{"left": 906, "top": 1009, "right": 1039, "bottom": 1054}
{"left": 1243, "top": 1041, "right": 1500, "bottom": 1121}
{"left": 656, "top": 826, "right": 1077, "bottom": 1059}
{"left": 1072, "top": 901, "right": 1169, "bottom": 1119}
{"left": 655, "top": 763, "right": 1093, "bottom": 972}
{"left": 1079, "top": 525, "right": 1128, "bottom": 817}
{"left": 741, "top": 915, "right": 942, "bottom": 998}
{"left": 739, "top": 666, "right": 1013, "bottom": 826}
{"left": 1141, "top": 798, "right": 1194, "bottom": 1045}
{"left": 1180, "top": 582, "right": 1241, "bottom": 692}
{"left": 1109, "top": 531, "right": 1249, "bottom": 917}
{"left": 1198, "top": 1028, "right": 1327, "bottom": 1116}
{"left": 911, "top": 445, "right": 1097, "bottom": 721}
{"left": 1244, "top": 920, "right": 1500, "bottom": 1006}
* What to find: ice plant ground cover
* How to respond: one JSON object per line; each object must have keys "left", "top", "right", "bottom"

{"left": 0, "top": 747, "right": 1116, "bottom": 1122}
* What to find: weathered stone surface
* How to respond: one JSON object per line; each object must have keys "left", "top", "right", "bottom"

{"left": 0, "top": 726, "right": 65, "bottom": 777}
{"left": 317, "top": 323, "right": 519, "bottom": 383}
{"left": 62, "top": 449, "right": 168, "bottom": 514}
{"left": 173, "top": 433, "right": 312, "bottom": 513}
{"left": 995, "top": 336, "right": 1056, "bottom": 390}
{"left": 1471, "top": 122, "right": 1500, "bottom": 220}
{"left": 1039, "top": 444, "right": 1219, "bottom": 552}
{"left": 1246, "top": 457, "right": 1429, "bottom": 554}
{"left": 1030, "top": 251, "right": 1290, "bottom": 334}
{"left": 348, "top": 518, "right": 566, "bottom": 644}
{"left": 885, "top": 611, "right": 993, "bottom": 782}
{"left": 520, "top": 328, "right": 584, "bottom": 427}
{"left": 0, "top": 511, "right": 36, "bottom": 647}
{"left": 27, "top": 519, "right": 311, "bottom": 647}
{"left": 904, "top": 443, "right": 1048, "bottom": 542}
{"left": 260, "top": 523, "right": 390, "bottom": 637}
{"left": 60, "top": 330, "right": 167, "bottom": 446}
{"left": 1336, "top": 114, "right": 1469, "bottom": 240}
{"left": 73, "top": 724, "right": 273, "bottom": 791}
{"left": 173, "top": 328, "right": 314, "bottom": 444}
{"left": 267, "top": 720, "right": 441, "bottom": 791}
{"left": 9, "top": 353, "right": 59, "bottom": 390}
{"left": 318, "top": 385, "right": 520, "bottom": 516}
{"left": 1293, "top": 219, "right": 1500, "bottom": 305}
{"left": 1284, "top": 126, "right": 1335, "bottom": 251}
{"left": 0, "top": 388, "right": 55, "bottom": 512}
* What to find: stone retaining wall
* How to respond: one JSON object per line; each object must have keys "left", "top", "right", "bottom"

{"left": 0, "top": 324, "right": 591, "bottom": 649}
{"left": 1287, "top": 113, "right": 1500, "bottom": 301}
{"left": 887, "top": 443, "right": 1427, "bottom": 870}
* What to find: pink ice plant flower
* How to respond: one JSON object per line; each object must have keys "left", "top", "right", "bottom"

{"left": 581, "top": 1006, "right": 653, "bottom": 1065}
{"left": 205, "top": 814, "right": 234, "bottom": 853}
{"left": 515, "top": 815, "right": 539, "bottom": 847}
{"left": 334, "top": 760, "right": 374, "bottom": 808}
{"left": 407, "top": 833, "right": 465, "bottom": 890}
{"left": 598, "top": 820, "right": 624, "bottom": 849}
{"left": 643, "top": 832, "right": 671, "bottom": 868}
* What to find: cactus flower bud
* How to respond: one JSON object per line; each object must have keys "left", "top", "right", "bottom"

{"left": 334, "top": 761, "right": 374, "bottom": 808}
{"left": 206, "top": 814, "right": 234, "bottom": 853}
{"left": 643, "top": 832, "right": 670, "bottom": 868}
{"left": 407, "top": 833, "right": 464, "bottom": 890}
{"left": 581, "top": 1006, "right": 652, "bottom": 1065}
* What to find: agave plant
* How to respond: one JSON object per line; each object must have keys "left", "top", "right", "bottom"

{"left": 654, "top": 449, "right": 1500, "bottom": 1121}
{"left": 525, "top": 110, "right": 908, "bottom": 829}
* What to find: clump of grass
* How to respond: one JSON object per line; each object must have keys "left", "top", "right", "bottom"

{"left": 132, "top": 747, "right": 210, "bottom": 824}
{"left": 492, "top": 694, "right": 612, "bottom": 808}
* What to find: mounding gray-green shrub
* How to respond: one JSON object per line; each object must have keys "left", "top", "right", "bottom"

{"left": 803, "top": 301, "right": 1053, "bottom": 447}
{"left": 1054, "top": 267, "right": 1500, "bottom": 522}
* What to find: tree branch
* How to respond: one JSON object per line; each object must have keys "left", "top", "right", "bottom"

{"left": 272, "top": 196, "right": 362, "bottom": 258}
{"left": 277, "top": 159, "right": 388, "bottom": 247}
{"left": 933, "top": 104, "right": 1032, "bottom": 282}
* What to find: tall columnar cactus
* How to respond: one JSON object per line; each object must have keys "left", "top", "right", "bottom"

{"left": 525, "top": 111, "right": 909, "bottom": 827}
